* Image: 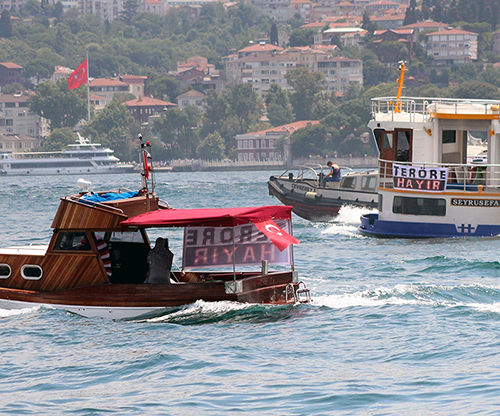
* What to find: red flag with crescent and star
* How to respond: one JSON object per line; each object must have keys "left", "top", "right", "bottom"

{"left": 254, "top": 219, "right": 300, "bottom": 251}
{"left": 67, "top": 59, "right": 88, "bottom": 90}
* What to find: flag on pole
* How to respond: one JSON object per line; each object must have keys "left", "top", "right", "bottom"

{"left": 254, "top": 219, "right": 300, "bottom": 251}
{"left": 67, "top": 59, "right": 88, "bottom": 90}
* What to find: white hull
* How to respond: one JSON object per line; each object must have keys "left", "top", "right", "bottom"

{"left": 0, "top": 298, "right": 169, "bottom": 319}
{"left": 0, "top": 165, "right": 134, "bottom": 176}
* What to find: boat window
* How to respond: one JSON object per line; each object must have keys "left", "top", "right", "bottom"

{"left": 442, "top": 130, "right": 456, "bottom": 143}
{"left": 341, "top": 177, "right": 356, "bottom": 189}
{"left": 21, "top": 265, "right": 43, "bottom": 280}
{"left": 393, "top": 196, "right": 446, "bottom": 216}
{"left": 109, "top": 230, "right": 144, "bottom": 243}
{"left": 383, "top": 132, "right": 393, "bottom": 149}
{"left": 373, "top": 129, "right": 384, "bottom": 153}
{"left": 361, "top": 176, "right": 377, "bottom": 190}
{"left": 54, "top": 232, "right": 92, "bottom": 251}
{"left": 396, "top": 131, "right": 411, "bottom": 162}
{"left": 0, "top": 264, "right": 11, "bottom": 278}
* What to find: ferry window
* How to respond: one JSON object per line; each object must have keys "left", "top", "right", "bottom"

{"left": 0, "top": 264, "right": 11, "bottom": 278}
{"left": 383, "top": 132, "right": 393, "bottom": 149}
{"left": 21, "top": 265, "right": 43, "bottom": 280}
{"left": 442, "top": 130, "right": 456, "bottom": 143}
{"left": 361, "top": 176, "right": 377, "bottom": 190}
{"left": 393, "top": 196, "right": 446, "bottom": 216}
{"left": 396, "top": 131, "right": 411, "bottom": 162}
{"left": 54, "top": 232, "right": 91, "bottom": 251}
{"left": 341, "top": 177, "right": 356, "bottom": 189}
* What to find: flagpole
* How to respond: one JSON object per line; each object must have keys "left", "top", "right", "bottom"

{"left": 86, "top": 51, "right": 91, "bottom": 124}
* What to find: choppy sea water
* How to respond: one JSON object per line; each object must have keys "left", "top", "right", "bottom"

{"left": 2, "top": 170, "right": 500, "bottom": 415}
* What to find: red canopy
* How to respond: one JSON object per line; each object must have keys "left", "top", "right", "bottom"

{"left": 121, "top": 206, "right": 293, "bottom": 228}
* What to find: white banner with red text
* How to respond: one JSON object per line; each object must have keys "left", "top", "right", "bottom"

{"left": 182, "top": 219, "right": 295, "bottom": 270}
{"left": 393, "top": 164, "right": 449, "bottom": 192}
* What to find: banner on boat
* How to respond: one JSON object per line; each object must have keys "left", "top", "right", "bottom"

{"left": 392, "top": 164, "right": 448, "bottom": 192}
{"left": 182, "top": 219, "right": 293, "bottom": 270}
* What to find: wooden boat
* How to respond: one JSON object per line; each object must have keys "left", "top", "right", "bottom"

{"left": 268, "top": 164, "right": 378, "bottom": 221}
{"left": 0, "top": 138, "right": 309, "bottom": 319}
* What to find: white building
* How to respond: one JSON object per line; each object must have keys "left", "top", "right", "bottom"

{"left": 0, "top": 93, "right": 48, "bottom": 139}
{"left": 426, "top": 28, "right": 478, "bottom": 65}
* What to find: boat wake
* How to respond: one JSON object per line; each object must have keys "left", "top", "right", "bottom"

{"left": 312, "top": 282, "right": 500, "bottom": 315}
{"left": 0, "top": 305, "right": 40, "bottom": 317}
{"left": 321, "top": 205, "right": 377, "bottom": 236}
{"left": 143, "top": 300, "right": 306, "bottom": 325}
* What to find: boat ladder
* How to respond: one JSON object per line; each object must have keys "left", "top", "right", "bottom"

{"left": 285, "top": 281, "right": 311, "bottom": 304}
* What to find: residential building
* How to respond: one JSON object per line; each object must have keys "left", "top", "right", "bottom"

{"left": 0, "top": 0, "right": 26, "bottom": 12}
{"left": 172, "top": 67, "right": 224, "bottom": 93}
{"left": 176, "top": 89, "right": 206, "bottom": 111}
{"left": 365, "top": 0, "right": 404, "bottom": 15}
{"left": 0, "top": 63, "right": 23, "bottom": 87}
{"left": 289, "top": 0, "right": 312, "bottom": 21}
{"left": 79, "top": 0, "right": 124, "bottom": 21}
{"left": 145, "top": 0, "right": 165, "bottom": 15}
{"left": 315, "top": 27, "right": 366, "bottom": 48}
{"left": 250, "top": 0, "right": 291, "bottom": 23}
{"left": 177, "top": 56, "right": 218, "bottom": 77}
{"left": 120, "top": 75, "right": 147, "bottom": 98}
{"left": 0, "top": 93, "right": 48, "bottom": 139}
{"left": 493, "top": 31, "right": 500, "bottom": 56}
{"left": 90, "top": 94, "right": 107, "bottom": 113}
{"left": 51, "top": 66, "right": 73, "bottom": 84}
{"left": 426, "top": 28, "right": 478, "bottom": 65}
{"left": 398, "top": 21, "right": 448, "bottom": 35}
{"left": 235, "top": 120, "right": 319, "bottom": 162}
{"left": 372, "top": 28, "right": 415, "bottom": 64}
{"left": 238, "top": 43, "right": 284, "bottom": 58}
{"left": 316, "top": 57, "right": 363, "bottom": 92}
{"left": 88, "top": 78, "right": 131, "bottom": 104}
{"left": 0, "top": 131, "right": 42, "bottom": 153}
{"left": 370, "top": 12, "right": 405, "bottom": 30}
{"left": 123, "top": 96, "right": 176, "bottom": 124}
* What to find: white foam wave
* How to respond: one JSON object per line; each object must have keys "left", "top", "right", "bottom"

{"left": 336, "top": 205, "right": 378, "bottom": 225}
{"left": 146, "top": 300, "right": 257, "bottom": 322}
{"left": 0, "top": 306, "right": 40, "bottom": 317}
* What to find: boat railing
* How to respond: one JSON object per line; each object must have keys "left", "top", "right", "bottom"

{"left": 377, "top": 159, "right": 500, "bottom": 192}
{"left": 65, "top": 195, "right": 125, "bottom": 215}
{"left": 279, "top": 164, "right": 356, "bottom": 186}
{"left": 371, "top": 97, "right": 500, "bottom": 122}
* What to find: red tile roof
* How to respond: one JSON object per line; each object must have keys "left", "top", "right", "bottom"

{"left": 245, "top": 120, "right": 319, "bottom": 136}
{"left": 123, "top": 96, "right": 176, "bottom": 107}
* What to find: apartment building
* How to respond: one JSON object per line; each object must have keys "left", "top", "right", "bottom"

{"left": 235, "top": 121, "right": 319, "bottom": 162}
{"left": 426, "top": 28, "right": 478, "bottom": 65}
{"left": 0, "top": 93, "right": 48, "bottom": 140}
{"left": 316, "top": 57, "right": 363, "bottom": 92}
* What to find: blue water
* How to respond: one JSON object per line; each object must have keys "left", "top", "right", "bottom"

{"left": 2, "top": 171, "right": 500, "bottom": 415}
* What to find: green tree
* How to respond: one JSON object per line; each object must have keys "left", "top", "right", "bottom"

{"left": 289, "top": 28, "right": 316, "bottom": 47}
{"left": 42, "top": 127, "right": 76, "bottom": 151}
{"left": 0, "top": 10, "right": 12, "bottom": 38}
{"left": 453, "top": 80, "right": 500, "bottom": 100}
{"left": 146, "top": 75, "right": 180, "bottom": 102}
{"left": 222, "top": 83, "right": 263, "bottom": 132}
{"left": 289, "top": 124, "right": 330, "bottom": 157}
{"left": 79, "top": 101, "right": 138, "bottom": 161}
{"left": 196, "top": 131, "right": 225, "bottom": 159}
{"left": 270, "top": 21, "right": 278, "bottom": 46}
{"left": 121, "top": 0, "right": 138, "bottom": 25}
{"left": 28, "top": 79, "right": 88, "bottom": 129}
{"left": 153, "top": 106, "right": 202, "bottom": 158}
{"left": 285, "top": 68, "right": 325, "bottom": 120}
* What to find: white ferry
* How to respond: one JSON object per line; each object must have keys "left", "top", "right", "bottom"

{"left": 0, "top": 136, "right": 134, "bottom": 176}
{"left": 359, "top": 91, "right": 500, "bottom": 238}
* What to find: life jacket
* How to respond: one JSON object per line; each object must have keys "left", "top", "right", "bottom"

{"left": 96, "top": 239, "right": 112, "bottom": 277}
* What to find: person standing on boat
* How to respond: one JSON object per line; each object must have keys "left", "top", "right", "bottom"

{"left": 322, "top": 161, "right": 341, "bottom": 187}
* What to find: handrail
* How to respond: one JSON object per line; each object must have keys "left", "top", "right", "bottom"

{"left": 65, "top": 195, "right": 125, "bottom": 215}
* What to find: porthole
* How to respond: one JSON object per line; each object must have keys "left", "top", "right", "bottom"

{"left": 21, "top": 265, "right": 43, "bottom": 280}
{"left": 0, "top": 264, "right": 11, "bottom": 279}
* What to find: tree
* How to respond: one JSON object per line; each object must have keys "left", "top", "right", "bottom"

{"left": 42, "top": 127, "right": 76, "bottom": 151}
{"left": 0, "top": 10, "right": 12, "bottom": 38}
{"left": 265, "top": 83, "right": 294, "bottom": 126}
{"left": 289, "top": 28, "right": 316, "bottom": 47}
{"left": 285, "top": 68, "right": 325, "bottom": 120}
{"left": 454, "top": 80, "right": 500, "bottom": 100}
{"left": 146, "top": 75, "right": 180, "bottom": 102}
{"left": 28, "top": 79, "right": 88, "bottom": 130}
{"left": 121, "top": 0, "right": 138, "bottom": 25}
{"left": 270, "top": 22, "right": 278, "bottom": 46}
{"left": 222, "top": 83, "right": 263, "bottom": 132}
{"left": 289, "top": 124, "right": 330, "bottom": 157}
{"left": 79, "top": 101, "right": 138, "bottom": 161}
{"left": 153, "top": 106, "right": 202, "bottom": 158}
{"left": 196, "top": 131, "right": 225, "bottom": 159}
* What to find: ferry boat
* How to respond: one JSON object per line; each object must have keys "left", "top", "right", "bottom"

{"left": 359, "top": 66, "right": 500, "bottom": 237}
{"left": 0, "top": 137, "right": 309, "bottom": 319}
{"left": 268, "top": 164, "right": 378, "bottom": 221}
{"left": 0, "top": 135, "right": 134, "bottom": 176}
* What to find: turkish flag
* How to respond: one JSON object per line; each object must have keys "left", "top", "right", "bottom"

{"left": 254, "top": 219, "right": 300, "bottom": 252}
{"left": 67, "top": 59, "right": 88, "bottom": 90}
{"left": 143, "top": 152, "right": 150, "bottom": 179}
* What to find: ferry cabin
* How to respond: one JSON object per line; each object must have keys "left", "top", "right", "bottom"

{"left": 360, "top": 97, "right": 500, "bottom": 237}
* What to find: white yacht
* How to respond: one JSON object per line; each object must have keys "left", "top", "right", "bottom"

{"left": 0, "top": 135, "right": 134, "bottom": 176}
